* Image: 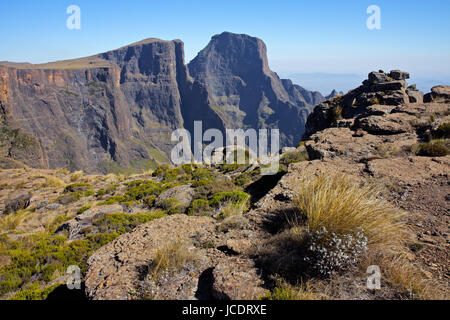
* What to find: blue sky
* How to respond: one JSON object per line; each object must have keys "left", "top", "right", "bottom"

{"left": 1, "top": 0, "right": 449, "bottom": 93}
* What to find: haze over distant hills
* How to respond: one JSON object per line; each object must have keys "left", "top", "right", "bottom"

{"left": 283, "top": 73, "right": 450, "bottom": 96}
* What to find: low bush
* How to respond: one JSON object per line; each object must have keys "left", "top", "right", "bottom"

{"left": 302, "top": 228, "right": 368, "bottom": 277}
{"left": 432, "top": 123, "right": 450, "bottom": 139}
{"left": 210, "top": 191, "right": 250, "bottom": 209}
{"left": 64, "top": 183, "right": 91, "bottom": 193}
{"left": 188, "top": 199, "right": 211, "bottom": 216}
{"left": 416, "top": 141, "right": 449, "bottom": 157}
{"left": 0, "top": 232, "right": 115, "bottom": 295}
{"left": 8, "top": 283, "right": 60, "bottom": 300}
{"left": 94, "top": 212, "right": 167, "bottom": 234}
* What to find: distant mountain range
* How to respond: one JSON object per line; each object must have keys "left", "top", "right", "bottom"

{"left": 0, "top": 32, "right": 333, "bottom": 173}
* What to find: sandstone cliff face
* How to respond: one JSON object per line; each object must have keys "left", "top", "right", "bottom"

{"left": 0, "top": 33, "right": 322, "bottom": 173}
{"left": 188, "top": 32, "right": 321, "bottom": 147}
{"left": 0, "top": 39, "right": 222, "bottom": 173}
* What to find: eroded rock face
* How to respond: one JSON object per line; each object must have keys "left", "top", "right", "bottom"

{"left": 84, "top": 213, "right": 270, "bottom": 300}
{"left": 0, "top": 40, "right": 192, "bottom": 173}
{"left": 304, "top": 70, "right": 417, "bottom": 138}
{"left": 85, "top": 215, "right": 216, "bottom": 300}
{"left": 424, "top": 85, "right": 450, "bottom": 103}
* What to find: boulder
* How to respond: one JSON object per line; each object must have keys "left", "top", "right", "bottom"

{"left": 355, "top": 114, "right": 413, "bottom": 135}
{"left": 85, "top": 215, "right": 218, "bottom": 300}
{"left": 155, "top": 185, "right": 195, "bottom": 210}
{"left": 373, "top": 80, "right": 406, "bottom": 91}
{"left": 406, "top": 88, "right": 424, "bottom": 103}
{"left": 3, "top": 194, "right": 31, "bottom": 214}
{"left": 424, "top": 85, "right": 450, "bottom": 103}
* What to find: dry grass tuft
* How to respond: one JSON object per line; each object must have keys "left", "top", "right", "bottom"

{"left": 293, "top": 173, "right": 408, "bottom": 251}
{"left": 40, "top": 176, "right": 66, "bottom": 189}
{"left": 378, "top": 255, "right": 448, "bottom": 300}
{"left": 148, "top": 240, "right": 196, "bottom": 278}
{"left": 0, "top": 211, "right": 30, "bottom": 233}
{"left": 264, "top": 280, "right": 326, "bottom": 300}
{"left": 70, "top": 171, "right": 84, "bottom": 182}
{"left": 218, "top": 202, "right": 248, "bottom": 232}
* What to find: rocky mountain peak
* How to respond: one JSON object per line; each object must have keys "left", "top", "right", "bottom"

{"left": 188, "top": 32, "right": 322, "bottom": 147}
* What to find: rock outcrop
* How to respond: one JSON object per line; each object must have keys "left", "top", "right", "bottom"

{"left": 304, "top": 70, "right": 439, "bottom": 139}
{"left": 83, "top": 70, "right": 449, "bottom": 300}
{"left": 85, "top": 214, "right": 268, "bottom": 300}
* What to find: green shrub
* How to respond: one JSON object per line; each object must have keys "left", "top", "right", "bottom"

{"left": 188, "top": 199, "right": 211, "bottom": 216}
{"left": 433, "top": 123, "right": 450, "bottom": 139}
{"left": 64, "top": 183, "right": 91, "bottom": 193}
{"left": 123, "top": 181, "right": 163, "bottom": 201}
{"left": 94, "top": 212, "right": 167, "bottom": 234}
{"left": 0, "top": 232, "right": 115, "bottom": 295}
{"left": 143, "top": 195, "right": 157, "bottom": 208}
{"left": 8, "top": 283, "right": 60, "bottom": 300}
{"left": 416, "top": 141, "right": 449, "bottom": 157}
{"left": 77, "top": 205, "right": 91, "bottom": 215}
{"left": 99, "top": 195, "right": 126, "bottom": 205}
{"left": 210, "top": 191, "right": 250, "bottom": 208}
{"left": 157, "top": 198, "right": 182, "bottom": 215}
{"left": 281, "top": 151, "right": 309, "bottom": 167}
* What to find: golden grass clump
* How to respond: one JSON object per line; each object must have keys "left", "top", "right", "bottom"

{"left": 0, "top": 211, "right": 29, "bottom": 233}
{"left": 264, "top": 280, "right": 326, "bottom": 300}
{"left": 149, "top": 240, "right": 196, "bottom": 278}
{"left": 70, "top": 171, "right": 84, "bottom": 182}
{"left": 294, "top": 173, "right": 408, "bottom": 250}
{"left": 40, "top": 176, "right": 66, "bottom": 189}
{"left": 218, "top": 202, "right": 248, "bottom": 232}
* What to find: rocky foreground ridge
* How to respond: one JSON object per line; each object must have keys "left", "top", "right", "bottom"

{"left": 0, "top": 70, "right": 448, "bottom": 300}
{"left": 83, "top": 71, "right": 449, "bottom": 300}
{"left": 0, "top": 32, "right": 326, "bottom": 174}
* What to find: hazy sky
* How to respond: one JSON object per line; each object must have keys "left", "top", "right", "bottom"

{"left": 1, "top": 0, "right": 449, "bottom": 93}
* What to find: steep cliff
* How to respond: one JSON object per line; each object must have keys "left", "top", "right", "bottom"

{"left": 0, "top": 39, "right": 214, "bottom": 173}
{"left": 0, "top": 33, "right": 321, "bottom": 173}
{"left": 188, "top": 32, "right": 319, "bottom": 147}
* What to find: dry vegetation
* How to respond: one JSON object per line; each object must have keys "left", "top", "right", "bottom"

{"left": 293, "top": 173, "right": 408, "bottom": 251}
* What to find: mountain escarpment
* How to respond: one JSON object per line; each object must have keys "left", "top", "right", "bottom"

{"left": 0, "top": 33, "right": 320, "bottom": 173}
